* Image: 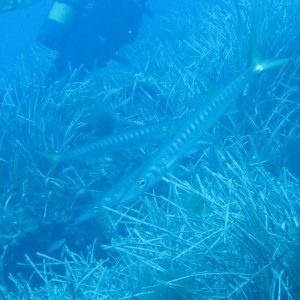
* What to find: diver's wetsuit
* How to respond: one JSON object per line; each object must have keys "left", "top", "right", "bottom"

{"left": 48, "top": 0, "right": 150, "bottom": 81}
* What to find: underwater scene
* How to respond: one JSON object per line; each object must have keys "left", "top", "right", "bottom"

{"left": 0, "top": 0, "right": 299, "bottom": 299}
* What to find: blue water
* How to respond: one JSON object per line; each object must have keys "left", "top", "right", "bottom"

{"left": 0, "top": 0, "right": 299, "bottom": 298}
{"left": 0, "top": 0, "right": 51, "bottom": 72}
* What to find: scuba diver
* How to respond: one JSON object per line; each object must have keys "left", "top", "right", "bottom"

{"left": 37, "top": 0, "right": 151, "bottom": 82}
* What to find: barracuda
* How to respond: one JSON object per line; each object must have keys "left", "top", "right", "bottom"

{"left": 0, "top": 0, "right": 39, "bottom": 12}
{"left": 40, "top": 119, "right": 183, "bottom": 163}
{"left": 74, "top": 166, "right": 144, "bottom": 224}
{"left": 114, "top": 42, "right": 289, "bottom": 205}
{"left": 76, "top": 41, "right": 288, "bottom": 224}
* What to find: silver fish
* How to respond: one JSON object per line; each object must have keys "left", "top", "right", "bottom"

{"left": 106, "top": 41, "right": 289, "bottom": 206}
{"left": 39, "top": 119, "right": 183, "bottom": 163}
{"left": 75, "top": 41, "right": 288, "bottom": 224}
{"left": 74, "top": 167, "right": 143, "bottom": 224}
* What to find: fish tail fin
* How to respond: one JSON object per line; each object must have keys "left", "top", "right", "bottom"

{"left": 248, "top": 36, "right": 289, "bottom": 72}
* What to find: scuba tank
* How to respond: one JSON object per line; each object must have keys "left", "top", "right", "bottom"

{"left": 37, "top": 0, "right": 89, "bottom": 50}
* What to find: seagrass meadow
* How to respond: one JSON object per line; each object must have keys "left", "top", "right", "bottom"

{"left": 0, "top": 0, "right": 300, "bottom": 299}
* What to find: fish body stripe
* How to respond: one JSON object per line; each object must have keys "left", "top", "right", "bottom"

{"left": 59, "top": 119, "right": 182, "bottom": 162}
{"left": 76, "top": 46, "right": 289, "bottom": 223}
{"left": 121, "top": 68, "right": 253, "bottom": 197}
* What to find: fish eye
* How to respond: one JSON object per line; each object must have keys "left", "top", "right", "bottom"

{"left": 139, "top": 179, "right": 146, "bottom": 186}
{"left": 93, "top": 206, "right": 99, "bottom": 213}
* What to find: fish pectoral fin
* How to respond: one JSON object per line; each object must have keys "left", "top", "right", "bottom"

{"left": 185, "top": 139, "right": 212, "bottom": 156}
{"left": 47, "top": 238, "right": 66, "bottom": 253}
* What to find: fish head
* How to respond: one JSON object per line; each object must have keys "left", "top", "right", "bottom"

{"left": 74, "top": 193, "right": 113, "bottom": 225}
{"left": 122, "top": 166, "right": 159, "bottom": 202}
